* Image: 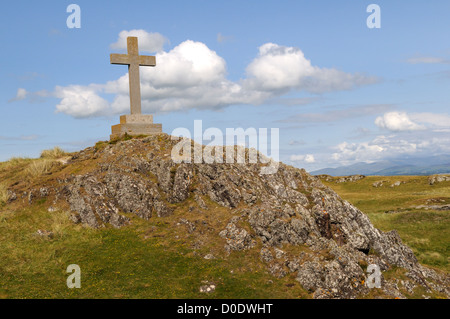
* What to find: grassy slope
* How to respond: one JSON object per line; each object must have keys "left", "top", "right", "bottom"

{"left": 0, "top": 147, "right": 448, "bottom": 298}
{"left": 322, "top": 175, "right": 450, "bottom": 272}
{"left": 0, "top": 150, "right": 310, "bottom": 299}
{"left": 0, "top": 202, "right": 311, "bottom": 299}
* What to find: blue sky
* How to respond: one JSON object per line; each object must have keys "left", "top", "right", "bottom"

{"left": 1, "top": 0, "right": 449, "bottom": 171}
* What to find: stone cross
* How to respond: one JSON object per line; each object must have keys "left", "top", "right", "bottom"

{"left": 109, "top": 36, "right": 162, "bottom": 140}
{"left": 110, "top": 36, "right": 156, "bottom": 115}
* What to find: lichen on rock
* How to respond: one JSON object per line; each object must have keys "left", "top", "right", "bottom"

{"left": 33, "top": 134, "right": 448, "bottom": 298}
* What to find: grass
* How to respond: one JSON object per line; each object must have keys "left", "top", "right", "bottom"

{"left": 370, "top": 211, "right": 449, "bottom": 271}
{"left": 0, "top": 148, "right": 310, "bottom": 298}
{"left": 0, "top": 205, "right": 310, "bottom": 299}
{"left": 0, "top": 144, "right": 448, "bottom": 298}
{"left": 0, "top": 183, "right": 9, "bottom": 205}
{"left": 26, "top": 159, "right": 55, "bottom": 177}
{"left": 0, "top": 147, "right": 70, "bottom": 179}
{"left": 0, "top": 157, "right": 32, "bottom": 175}
{"left": 321, "top": 175, "right": 450, "bottom": 272}
{"left": 40, "top": 147, "right": 68, "bottom": 159}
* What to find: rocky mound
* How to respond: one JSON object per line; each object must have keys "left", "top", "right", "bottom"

{"left": 12, "top": 134, "right": 450, "bottom": 299}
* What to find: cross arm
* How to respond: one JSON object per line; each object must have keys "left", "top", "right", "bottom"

{"left": 139, "top": 55, "right": 156, "bottom": 66}
{"left": 110, "top": 54, "right": 130, "bottom": 65}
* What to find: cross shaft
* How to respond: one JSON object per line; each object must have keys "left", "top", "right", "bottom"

{"left": 110, "top": 37, "right": 156, "bottom": 115}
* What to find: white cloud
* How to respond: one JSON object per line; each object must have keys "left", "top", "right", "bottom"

{"left": 0, "top": 134, "right": 40, "bottom": 141}
{"left": 289, "top": 139, "right": 306, "bottom": 146}
{"left": 375, "top": 111, "right": 425, "bottom": 132}
{"left": 104, "top": 39, "right": 267, "bottom": 113}
{"left": 110, "top": 29, "right": 168, "bottom": 53}
{"left": 9, "top": 88, "right": 28, "bottom": 102}
{"left": 330, "top": 133, "right": 450, "bottom": 165}
{"left": 290, "top": 154, "right": 315, "bottom": 163}
{"left": 409, "top": 112, "right": 450, "bottom": 129}
{"left": 375, "top": 111, "right": 450, "bottom": 133}
{"left": 54, "top": 85, "right": 110, "bottom": 118}
{"left": 330, "top": 111, "right": 450, "bottom": 165}
{"left": 283, "top": 104, "right": 393, "bottom": 124}
{"left": 245, "top": 43, "right": 377, "bottom": 93}
{"left": 9, "top": 88, "right": 50, "bottom": 103}
{"left": 19, "top": 30, "right": 378, "bottom": 118}
{"left": 145, "top": 40, "right": 228, "bottom": 87}
{"left": 331, "top": 141, "right": 385, "bottom": 163}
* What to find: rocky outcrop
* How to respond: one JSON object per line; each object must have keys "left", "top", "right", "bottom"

{"left": 390, "top": 181, "right": 405, "bottom": 187}
{"left": 335, "top": 175, "right": 365, "bottom": 183}
{"left": 429, "top": 175, "right": 450, "bottom": 185}
{"left": 33, "top": 134, "right": 449, "bottom": 298}
{"left": 414, "top": 204, "right": 450, "bottom": 211}
{"left": 372, "top": 180, "right": 387, "bottom": 188}
{"left": 316, "top": 175, "right": 365, "bottom": 183}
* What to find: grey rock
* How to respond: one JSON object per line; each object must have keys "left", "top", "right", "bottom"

{"left": 7, "top": 190, "right": 17, "bottom": 203}
{"left": 260, "top": 248, "right": 273, "bottom": 263}
{"left": 390, "top": 181, "right": 404, "bottom": 188}
{"left": 199, "top": 283, "right": 216, "bottom": 293}
{"left": 415, "top": 204, "right": 450, "bottom": 211}
{"left": 179, "top": 218, "right": 196, "bottom": 233}
{"left": 28, "top": 191, "right": 34, "bottom": 205}
{"left": 219, "top": 222, "right": 256, "bottom": 252}
{"left": 296, "top": 260, "right": 325, "bottom": 292}
{"left": 194, "top": 193, "right": 208, "bottom": 209}
{"left": 372, "top": 181, "right": 387, "bottom": 188}
{"left": 274, "top": 248, "right": 286, "bottom": 259}
{"left": 24, "top": 134, "right": 445, "bottom": 299}
{"left": 335, "top": 175, "right": 365, "bottom": 183}
{"left": 269, "top": 263, "right": 287, "bottom": 278}
{"left": 428, "top": 175, "right": 450, "bottom": 185}
{"left": 35, "top": 229, "right": 54, "bottom": 239}
{"left": 39, "top": 187, "right": 49, "bottom": 197}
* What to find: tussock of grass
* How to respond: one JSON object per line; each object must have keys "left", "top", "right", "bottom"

{"left": 0, "top": 157, "right": 31, "bottom": 172}
{"left": 94, "top": 141, "right": 108, "bottom": 152}
{"left": 50, "top": 210, "right": 73, "bottom": 239}
{"left": 40, "top": 147, "right": 68, "bottom": 159}
{"left": 6, "top": 157, "right": 30, "bottom": 166}
{"left": 0, "top": 183, "right": 9, "bottom": 204}
{"left": 26, "top": 159, "right": 54, "bottom": 177}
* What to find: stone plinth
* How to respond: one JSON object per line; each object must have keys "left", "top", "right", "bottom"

{"left": 110, "top": 114, "right": 162, "bottom": 140}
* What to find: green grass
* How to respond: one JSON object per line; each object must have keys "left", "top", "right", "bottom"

{"left": 368, "top": 211, "right": 449, "bottom": 271}
{"left": 322, "top": 175, "right": 450, "bottom": 272}
{"left": 1, "top": 152, "right": 448, "bottom": 299}
{"left": 0, "top": 204, "right": 309, "bottom": 299}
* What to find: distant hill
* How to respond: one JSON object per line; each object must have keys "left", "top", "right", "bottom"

{"left": 311, "top": 155, "right": 450, "bottom": 176}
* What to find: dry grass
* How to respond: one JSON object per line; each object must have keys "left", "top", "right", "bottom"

{"left": 40, "top": 147, "right": 68, "bottom": 159}
{"left": 0, "top": 157, "right": 31, "bottom": 172}
{"left": 0, "top": 183, "right": 9, "bottom": 204}
{"left": 49, "top": 210, "right": 73, "bottom": 238}
{"left": 26, "top": 159, "right": 54, "bottom": 177}
{"left": 6, "top": 157, "right": 30, "bottom": 165}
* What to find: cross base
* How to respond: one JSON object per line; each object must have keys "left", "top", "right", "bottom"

{"left": 110, "top": 114, "right": 162, "bottom": 140}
